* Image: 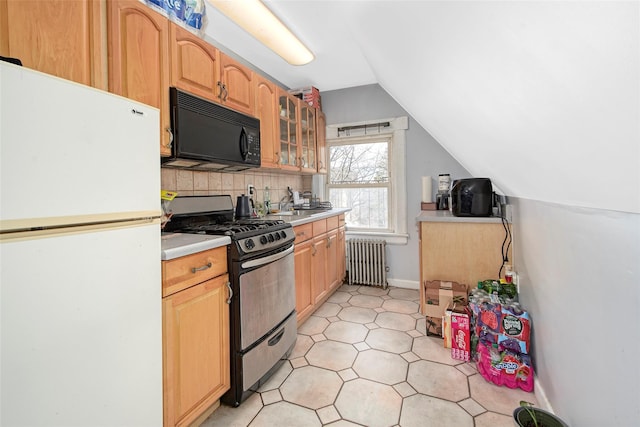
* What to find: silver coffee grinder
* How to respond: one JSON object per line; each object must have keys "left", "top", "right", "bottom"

{"left": 436, "top": 173, "right": 451, "bottom": 210}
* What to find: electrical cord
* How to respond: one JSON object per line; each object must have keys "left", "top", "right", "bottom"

{"left": 498, "top": 215, "right": 512, "bottom": 278}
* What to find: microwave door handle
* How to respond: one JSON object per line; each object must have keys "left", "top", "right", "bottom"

{"left": 240, "top": 127, "right": 249, "bottom": 160}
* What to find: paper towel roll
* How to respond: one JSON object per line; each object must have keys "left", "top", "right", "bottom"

{"left": 421, "top": 176, "right": 432, "bottom": 203}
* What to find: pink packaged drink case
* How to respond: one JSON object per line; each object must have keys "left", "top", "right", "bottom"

{"left": 476, "top": 342, "right": 534, "bottom": 392}
{"left": 451, "top": 312, "right": 470, "bottom": 361}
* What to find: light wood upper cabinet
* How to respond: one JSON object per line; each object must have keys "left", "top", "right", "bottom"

{"left": 0, "top": 0, "right": 105, "bottom": 88}
{"left": 254, "top": 74, "right": 279, "bottom": 169}
{"left": 316, "top": 110, "right": 328, "bottom": 173}
{"left": 108, "top": 0, "right": 171, "bottom": 156}
{"left": 170, "top": 22, "right": 220, "bottom": 102}
{"left": 277, "top": 89, "right": 301, "bottom": 172}
{"left": 299, "top": 104, "right": 317, "bottom": 173}
{"left": 219, "top": 53, "right": 254, "bottom": 116}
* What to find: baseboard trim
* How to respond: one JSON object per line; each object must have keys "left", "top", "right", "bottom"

{"left": 534, "top": 375, "right": 554, "bottom": 413}
{"left": 387, "top": 278, "right": 419, "bottom": 289}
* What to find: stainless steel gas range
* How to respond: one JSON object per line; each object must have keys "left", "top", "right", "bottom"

{"left": 164, "top": 195, "right": 297, "bottom": 406}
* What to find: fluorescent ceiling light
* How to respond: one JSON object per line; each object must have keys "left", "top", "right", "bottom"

{"left": 207, "top": 0, "right": 314, "bottom": 66}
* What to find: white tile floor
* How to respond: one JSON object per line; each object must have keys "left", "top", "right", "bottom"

{"left": 201, "top": 284, "right": 537, "bottom": 427}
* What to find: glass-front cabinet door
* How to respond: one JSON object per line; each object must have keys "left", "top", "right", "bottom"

{"left": 278, "top": 91, "right": 299, "bottom": 171}
{"left": 299, "top": 104, "right": 317, "bottom": 173}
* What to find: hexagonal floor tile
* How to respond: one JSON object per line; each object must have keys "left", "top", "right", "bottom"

{"left": 412, "top": 335, "right": 462, "bottom": 365}
{"left": 338, "top": 306, "right": 378, "bottom": 323}
{"left": 399, "top": 394, "right": 474, "bottom": 427}
{"left": 348, "top": 294, "right": 384, "bottom": 308}
{"left": 353, "top": 349, "right": 408, "bottom": 385}
{"left": 328, "top": 291, "right": 352, "bottom": 303}
{"left": 474, "top": 411, "right": 515, "bottom": 427}
{"left": 381, "top": 299, "right": 419, "bottom": 314}
{"left": 388, "top": 288, "right": 420, "bottom": 301}
{"left": 279, "top": 366, "right": 342, "bottom": 410}
{"left": 365, "top": 328, "right": 413, "bottom": 354}
{"left": 314, "top": 302, "right": 342, "bottom": 318}
{"left": 323, "top": 321, "right": 369, "bottom": 343}
{"left": 288, "top": 335, "right": 314, "bottom": 359}
{"left": 258, "top": 361, "right": 292, "bottom": 392}
{"left": 338, "top": 284, "right": 361, "bottom": 292}
{"left": 374, "top": 312, "right": 417, "bottom": 331}
{"left": 335, "top": 378, "right": 401, "bottom": 427}
{"left": 248, "top": 401, "right": 321, "bottom": 426}
{"left": 201, "top": 391, "right": 263, "bottom": 426}
{"left": 468, "top": 374, "right": 538, "bottom": 416}
{"left": 407, "top": 360, "right": 470, "bottom": 401}
{"left": 306, "top": 340, "right": 358, "bottom": 371}
{"left": 357, "top": 286, "right": 389, "bottom": 296}
{"left": 298, "top": 316, "right": 330, "bottom": 336}
{"left": 415, "top": 317, "right": 426, "bottom": 334}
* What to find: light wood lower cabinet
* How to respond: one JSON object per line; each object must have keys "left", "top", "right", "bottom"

{"left": 162, "top": 247, "right": 230, "bottom": 427}
{"left": 294, "top": 214, "right": 346, "bottom": 325}
{"left": 311, "top": 232, "right": 329, "bottom": 304}
{"left": 419, "top": 220, "right": 512, "bottom": 314}
{"left": 294, "top": 238, "right": 314, "bottom": 322}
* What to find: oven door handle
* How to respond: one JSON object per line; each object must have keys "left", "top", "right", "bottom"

{"left": 241, "top": 245, "right": 294, "bottom": 270}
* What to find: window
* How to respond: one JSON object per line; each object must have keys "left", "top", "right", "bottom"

{"left": 326, "top": 117, "right": 408, "bottom": 243}
{"left": 329, "top": 139, "right": 390, "bottom": 230}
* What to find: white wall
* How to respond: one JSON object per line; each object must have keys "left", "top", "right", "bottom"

{"left": 511, "top": 198, "right": 640, "bottom": 426}
{"left": 321, "top": 84, "right": 470, "bottom": 286}
{"left": 345, "top": 1, "right": 640, "bottom": 214}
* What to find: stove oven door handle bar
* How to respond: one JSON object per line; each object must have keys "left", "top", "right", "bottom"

{"left": 241, "top": 246, "right": 294, "bottom": 270}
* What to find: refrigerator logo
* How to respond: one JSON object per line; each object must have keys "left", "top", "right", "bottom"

{"left": 131, "top": 109, "right": 144, "bottom": 116}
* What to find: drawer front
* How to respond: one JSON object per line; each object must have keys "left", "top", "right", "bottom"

{"left": 162, "top": 246, "right": 227, "bottom": 297}
{"left": 312, "top": 219, "right": 327, "bottom": 236}
{"left": 294, "top": 223, "right": 313, "bottom": 244}
{"left": 338, "top": 214, "right": 346, "bottom": 227}
{"left": 327, "top": 215, "right": 339, "bottom": 230}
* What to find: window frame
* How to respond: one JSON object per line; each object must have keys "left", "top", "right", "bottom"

{"left": 326, "top": 116, "right": 408, "bottom": 244}
{"left": 328, "top": 136, "right": 392, "bottom": 232}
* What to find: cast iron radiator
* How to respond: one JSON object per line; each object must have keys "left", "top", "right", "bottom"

{"left": 347, "top": 239, "right": 387, "bottom": 288}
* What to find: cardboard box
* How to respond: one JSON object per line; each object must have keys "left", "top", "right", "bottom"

{"left": 421, "top": 202, "right": 437, "bottom": 211}
{"left": 289, "top": 86, "right": 321, "bottom": 109}
{"left": 423, "top": 280, "right": 468, "bottom": 337}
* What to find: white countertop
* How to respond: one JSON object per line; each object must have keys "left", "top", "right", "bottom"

{"left": 267, "top": 208, "right": 350, "bottom": 226}
{"left": 416, "top": 210, "right": 505, "bottom": 223}
{"left": 161, "top": 233, "right": 231, "bottom": 260}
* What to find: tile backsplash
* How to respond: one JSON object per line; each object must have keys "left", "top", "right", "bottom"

{"left": 161, "top": 168, "right": 308, "bottom": 206}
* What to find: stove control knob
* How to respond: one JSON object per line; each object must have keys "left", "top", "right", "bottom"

{"left": 268, "top": 234, "right": 275, "bottom": 243}
{"left": 280, "top": 231, "right": 287, "bottom": 239}
{"left": 245, "top": 238, "right": 255, "bottom": 250}
{"left": 260, "top": 235, "right": 268, "bottom": 245}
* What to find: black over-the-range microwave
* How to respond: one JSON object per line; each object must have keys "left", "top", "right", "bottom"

{"left": 161, "top": 87, "right": 261, "bottom": 171}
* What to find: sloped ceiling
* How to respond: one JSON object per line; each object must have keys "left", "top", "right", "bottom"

{"left": 204, "top": 1, "right": 639, "bottom": 214}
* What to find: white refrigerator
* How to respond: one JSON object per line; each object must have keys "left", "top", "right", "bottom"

{"left": 0, "top": 62, "right": 162, "bottom": 426}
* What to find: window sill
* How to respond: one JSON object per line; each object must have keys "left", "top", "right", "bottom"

{"left": 345, "top": 230, "right": 408, "bottom": 245}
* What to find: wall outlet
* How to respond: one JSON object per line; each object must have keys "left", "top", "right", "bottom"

{"left": 247, "top": 184, "right": 255, "bottom": 196}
